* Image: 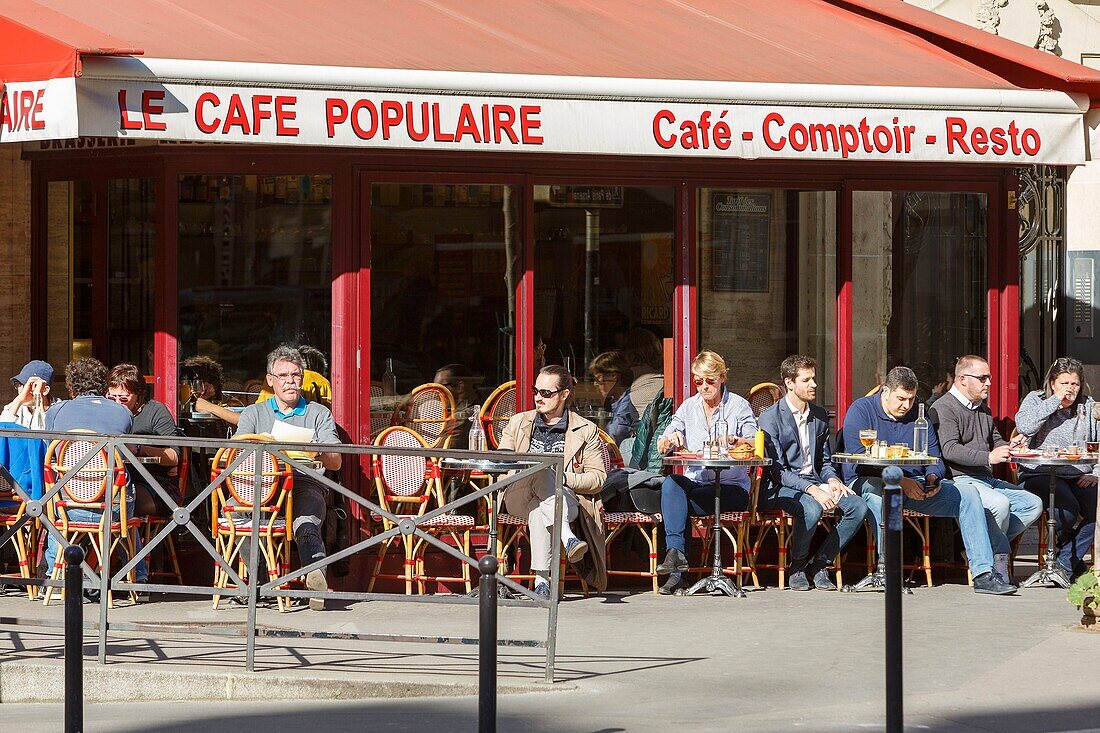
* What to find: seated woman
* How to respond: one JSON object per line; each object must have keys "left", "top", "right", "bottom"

{"left": 106, "top": 363, "right": 182, "bottom": 517}
{"left": 1015, "top": 356, "right": 1098, "bottom": 583}
{"left": 499, "top": 365, "right": 608, "bottom": 599}
{"left": 654, "top": 350, "right": 756, "bottom": 595}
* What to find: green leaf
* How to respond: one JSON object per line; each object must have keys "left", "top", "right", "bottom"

{"left": 1067, "top": 572, "right": 1100, "bottom": 609}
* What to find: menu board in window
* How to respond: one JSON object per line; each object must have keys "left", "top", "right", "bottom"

{"left": 711, "top": 192, "right": 771, "bottom": 292}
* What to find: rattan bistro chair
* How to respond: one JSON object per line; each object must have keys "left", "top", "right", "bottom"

{"left": 142, "top": 445, "right": 189, "bottom": 586}
{"left": 42, "top": 438, "right": 140, "bottom": 607}
{"left": 391, "top": 382, "right": 456, "bottom": 449}
{"left": 747, "top": 382, "right": 783, "bottom": 418}
{"left": 479, "top": 381, "right": 517, "bottom": 450}
{"left": 368, "top": 426, "right": 473, "bottom": 594}
{"left": 210, "top": 436, "right": 294, "bottom": 612}
{"left": 0, "top": 467, "right": 37, "bottom": 599}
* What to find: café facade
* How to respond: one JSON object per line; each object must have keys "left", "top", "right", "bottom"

{"left": 2, "top": 0, "right": 1100, "bottom": 457}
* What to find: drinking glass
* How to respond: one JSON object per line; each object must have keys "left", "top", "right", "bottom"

{"left": 859, "top": 429, "right": 877, "bottom": 456}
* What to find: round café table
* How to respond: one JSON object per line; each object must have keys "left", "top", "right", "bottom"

{"left": 833, "top": 452, "right": 938, "bottom": 593}
{"left": 662, "top": 454, "right": 771, "bottom": 598}
{"left": 440, "top": 456, "right": 541, "bottom": 598}
{"left": 1016, "top": 453, "right": 1098, "bottom": 589}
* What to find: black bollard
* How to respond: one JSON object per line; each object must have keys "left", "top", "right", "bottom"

{"left": 881, "top": 465, "right": 904, "bottom": 733}
{"left": 478, "top": 554, "right": 498, "bottom": 733}
{"left": 64, "top": 545, "right": 85, "bottom": 733}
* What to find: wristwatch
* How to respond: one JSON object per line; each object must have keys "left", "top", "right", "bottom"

{"left": 923, "top": 473, "right": 940, "bottom": 489}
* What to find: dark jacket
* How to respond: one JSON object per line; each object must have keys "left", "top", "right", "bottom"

{"left": 758, "top": 398, "right": 839, "bottom": 495}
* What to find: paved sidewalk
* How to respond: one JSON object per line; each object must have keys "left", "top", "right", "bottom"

{"left": 1, "top": 572, "right": 1099, "bottom": 731}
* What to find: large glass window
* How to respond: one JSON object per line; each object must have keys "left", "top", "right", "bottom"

{"left": 370, "top": 183, "right": 518, "bottom": 398}
{"left": 44, "top": 179, "right": 94, "bottom": 369}
{"left": 178, "top": 174, "right": 332, "bottom": 392}
{"left": 851, "top": 191, "right": 988, "bottom": 402}
{"left": 698, "top": 189, "right": 837, "bottom": 406}
{"left": 108, "top": 178, "right": 156, "bottom": 372}
{"left": 534, "top": 185, "right": 674, "bottom": 410}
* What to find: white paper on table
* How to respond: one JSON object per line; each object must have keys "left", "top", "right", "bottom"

{"left": 270, "top": 420, "right": 315, "bottom": 444}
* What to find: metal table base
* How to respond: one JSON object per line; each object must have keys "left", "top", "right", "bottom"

{"left": 683, "top": 487, "right": 746, "bottom": 598}
{"left": 1021, "top": 465, "right": 1072, "bottom": 589}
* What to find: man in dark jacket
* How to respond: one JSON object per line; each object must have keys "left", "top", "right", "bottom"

{"left": 759, "top": 355, "right": 866, "bottom": 590}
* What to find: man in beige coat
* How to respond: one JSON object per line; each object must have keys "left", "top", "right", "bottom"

{"left": 500, "top": 364, "right": 609, "bottom": 598}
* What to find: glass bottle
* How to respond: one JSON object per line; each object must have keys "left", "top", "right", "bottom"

{"left": 382, "top": 358, "right": 398, "bottom": 397}
{"left": 912, "top": 402, "right": 929, "bottom": 457}
{"left": 711, "top": 416, "right": 728, "bottom": 459}
{"left": 468, "top": 405, "right": 485, "bottom": 452}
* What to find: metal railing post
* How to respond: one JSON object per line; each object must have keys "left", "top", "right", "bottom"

{"left": 64, "top": 545, "right": 85, "bottom": 733}
{"left": 478, "top": 555, "right": 498, "bottom": 733}
{"left": 882, "top": 465, "right": 904, "bottom": 733}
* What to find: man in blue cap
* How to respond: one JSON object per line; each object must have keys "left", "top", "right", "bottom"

{"left": 1, "top": 360, "right": 56, "bottom": 429}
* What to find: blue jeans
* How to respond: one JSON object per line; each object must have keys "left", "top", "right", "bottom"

{"left": 1020, "top": 472, "right": 1097, "bottom": 574}
{"left": 853, "top": 476, "right": 994, "bottom": 577}
{"left": 660, "top": 474, "right": 750, "bottom": 554}
{"left": 951, "top": 474, "right": 1043, "bottom": 555}
{"left": 764, "top": 486, "right": 867, "bottom": 565}
{"left": 43, "top": 495, "right": 146, "bottom": 583}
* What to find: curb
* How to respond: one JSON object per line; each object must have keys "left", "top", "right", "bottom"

{"left": 0, "top": 659, "right": 567, "bottom": 703}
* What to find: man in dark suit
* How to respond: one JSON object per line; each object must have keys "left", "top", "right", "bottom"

{"left": 758, "top": 355, "right": 867, "bottom": 590}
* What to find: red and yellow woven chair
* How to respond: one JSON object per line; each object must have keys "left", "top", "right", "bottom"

{"left": 368, "top": 426, "right": 473, "bottom": 594}
{"left": 142, "top": 445, "right": 189, "bottom": 586}
{"left": 210, "top": 436, "right": 295, "bottom": 611}
{"left": 391, "top": 382, "right": 456, "bottom": 449}
{"left": 479, "top": 381, "right": 517, "bottom": 450}
{"left": 42, "top": 438, "right": 140, "bottom": 608}
{"left": 0, "top": 468, "right": 37, "bottom": 599}
{"left": 747, "top": 382, "right": 783, "bottom": 418}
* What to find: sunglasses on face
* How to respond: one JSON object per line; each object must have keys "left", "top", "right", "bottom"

{"left": 963, "top": 373, "right": 992, "bottom": 383}
{"left": 692, "top": 376, "right": 719, "bottom": 387}
{"left": 532, "top": 387, "right": 564, "bottom": 399}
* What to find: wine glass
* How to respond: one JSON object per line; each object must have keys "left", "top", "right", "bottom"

{"left": 859, "top": 429, "right": 877, "bottom": 456}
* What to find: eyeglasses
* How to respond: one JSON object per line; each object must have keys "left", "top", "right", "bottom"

{"left": 270, "top": 371, "right": 304, "bottom": 383}
{"left": 963, "top": 374, "right": 992, "bottom": 383}
{"left": 592, "top": 373, "right": 619, "bottom": 384}
{"left": 106, "top": 392, "right": 135, "bottom": 403}
{"left": 692, "top": 375, "right": 719, "bottom": 387}
{"left": 532, "top": 386, "right": 564, "bottom": 399}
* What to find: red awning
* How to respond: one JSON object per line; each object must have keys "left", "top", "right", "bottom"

{"left": 1, "top": 0, "right": 1097, "bottom": 165}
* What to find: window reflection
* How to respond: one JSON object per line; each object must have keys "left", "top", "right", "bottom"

{"left": 698, "top": 189, "right": 836, "bottom": 406}
{"left": 370, "top": 183, "right": 518, "bottom": 400}
{"left": 534, "top": 185, "right": 674, "bottom": 414}
{"left": 108, "top": 178, "right": 156, "bottom": 372}
{"left": 178, "top": 174, "right": 332, "bottom": 395}
{"left": 45, "top": 179, "right": 95, "bottom": 368}
{"left": 852, "top": 191, "right": 987, "bottom": 403}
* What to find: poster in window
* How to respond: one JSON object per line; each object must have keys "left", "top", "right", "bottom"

{"left": 711, "top": 192, "right": 771, "bottom": 292}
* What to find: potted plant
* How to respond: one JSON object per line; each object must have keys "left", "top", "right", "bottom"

{"left": 1067, "top": 570, "right": 1100, "bottom": 627}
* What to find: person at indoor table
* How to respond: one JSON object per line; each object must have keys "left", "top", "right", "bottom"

{"left": 654, "top": 350, "right": 756, "bottom": 595}
{"left": 1014, "top": 356, "right": 1098, "bottom": 583}
{"left": 106, "top": 362, "right": 181, "bottom": 518}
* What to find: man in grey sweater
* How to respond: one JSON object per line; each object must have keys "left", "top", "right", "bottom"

{"left": 930, "top": 355, "right": 1042, "bottom": 585}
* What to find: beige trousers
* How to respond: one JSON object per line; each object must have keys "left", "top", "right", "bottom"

{"left": 502, "top": 470, "right": 579, "bottom": 574}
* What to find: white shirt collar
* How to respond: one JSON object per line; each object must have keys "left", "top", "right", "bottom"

{"left": 949, "top": 384, "right": 979, "bottom": 411}
{"left": 784, "top": 393, "right": 809, "bottom": 422}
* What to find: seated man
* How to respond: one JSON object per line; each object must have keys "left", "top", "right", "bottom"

{"left": 235, "top": 345, "right": 342, "bottom": 610}
{"left": 758, "top": 355, "right": 867, "bottom": 591}
{"left": 588, "top": 350, "right": 638, "bottom": 445}
{"left": 930, "top": 355, "right": 1042, "bottom": 585}
{"left": 841, "top": 366, "right": 1015, "bottom": 595}
{"left": 42, "top": 358, "right": 143, "bottom": 587}
{"left": 499, "top": 365, "right": 608, "bottom": 599}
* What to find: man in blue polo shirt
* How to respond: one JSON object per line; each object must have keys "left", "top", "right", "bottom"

{"left": 236, "top": 346, "right": 342, "bottom": 610}
{"left": 841, "top": 366, "right": 1015, "bottom": 596}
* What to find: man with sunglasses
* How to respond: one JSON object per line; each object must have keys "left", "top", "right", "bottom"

{"left": 499, "top": 365, "right": 608, "bottom": 599}
{"left": 929, "top": 355, "right": 1042, "bottom": 586}
{"left": 654, "top": 350, "right": 756, "bottom": 595}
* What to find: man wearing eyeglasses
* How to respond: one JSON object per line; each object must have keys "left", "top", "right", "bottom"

{"left": 499, "top": 365, "right": 608, "bottom": 600}
{"left": 235, "top": 345, "right": 342, "bottom": 610}
{"left": 929, "top": 355, "right": 1042, "bottom": 586}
